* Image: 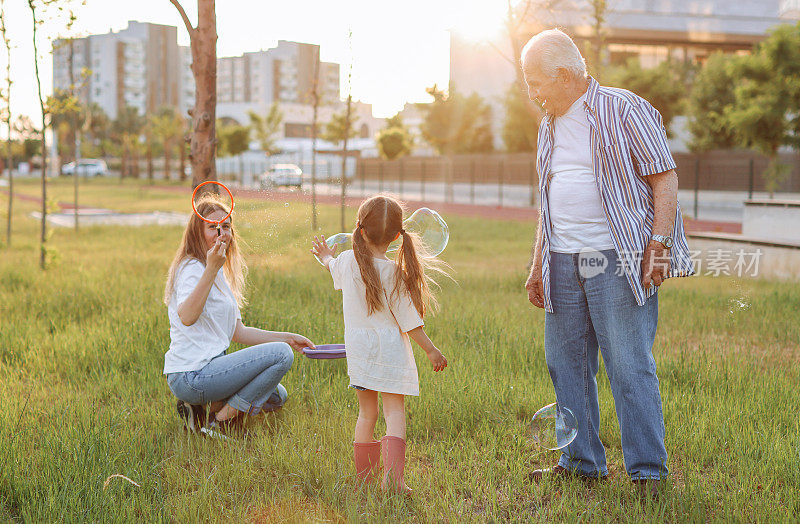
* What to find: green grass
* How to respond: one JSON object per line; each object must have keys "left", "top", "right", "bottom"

{"left": 1, "top": 178, "right": 798, "bottom": 522}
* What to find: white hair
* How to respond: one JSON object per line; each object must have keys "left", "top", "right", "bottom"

{"left": 521, "top": 29, "right": 587, "bottom": 79}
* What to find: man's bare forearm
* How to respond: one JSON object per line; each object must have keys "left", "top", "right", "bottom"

{"left": 531, "top": 212, "right": 544, "bottom": 269}
{"left": 647, "top": 169, "right": 678, "bottom": 238}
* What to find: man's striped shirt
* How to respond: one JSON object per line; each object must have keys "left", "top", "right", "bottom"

{"left": 536, "top": 77, "right": 695, "bottom": 313}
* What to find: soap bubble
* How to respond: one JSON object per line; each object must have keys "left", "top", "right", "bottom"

{"left": 728, "top": 279, "right": 752, "bottom": 315}
{"left": 325, "top": 232, "right": 352, "bottom": 254}
{"left": 314, "top": 207, "right": 449, "bottom": 265}
{"left": 387, "top": 207, "right": 449, "bottom": 256}
{"left": 529, "top": 403, "right": 578, "bottom": 451}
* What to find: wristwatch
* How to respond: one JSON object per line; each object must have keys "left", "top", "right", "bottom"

{"left": 651, "top": 234, "right": 673, "bottom": 249}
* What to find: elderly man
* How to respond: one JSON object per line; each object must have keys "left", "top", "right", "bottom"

{"left": 522, "top": 29, "right": 694, "bottom": 492}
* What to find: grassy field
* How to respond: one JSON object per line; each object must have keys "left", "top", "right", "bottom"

{"left": 0, "top": 178, "right": 798, "bottom": 522}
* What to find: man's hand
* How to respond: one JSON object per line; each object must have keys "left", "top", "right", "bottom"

{"left": 525, "top": 263, "right": 545, "bottom": 309}
{"left": 641, "top": 241, "right": 671, "bottom": 289}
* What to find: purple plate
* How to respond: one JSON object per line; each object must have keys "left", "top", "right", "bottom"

{"left": 302, "top": 344, "right": 346, "bottom": 359}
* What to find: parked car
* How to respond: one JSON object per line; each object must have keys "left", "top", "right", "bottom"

{"left": 62, "top": 159, "right": 108, "bottom": 177}
{"left": 260, "top": 164, "right": 303, "bottom": 188}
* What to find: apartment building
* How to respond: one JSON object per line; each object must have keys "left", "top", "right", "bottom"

{"left": 53, "top": 24, "right": 382, "bottom": 151}
{"left": 216, "top": 40, "right": 347, "bottom": 141}
{"left": 53, "top": 21, "right": 183, "bottom": 120}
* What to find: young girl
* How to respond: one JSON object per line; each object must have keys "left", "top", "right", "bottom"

{"left": 164, "top": 195, "right": 314, "bottom": 439}
{"left": 310, "top": 195, "right": 448, "bottom": 493}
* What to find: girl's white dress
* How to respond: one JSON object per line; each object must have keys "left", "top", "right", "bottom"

{"left": 328, "top": 250, "right": 424, "bottom": 396}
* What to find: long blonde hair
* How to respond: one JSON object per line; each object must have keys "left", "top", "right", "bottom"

{"left": 164, "top": 195, "right": 247, "bottom": 307}
{"left": 352, "top": 195, "right": 441, "bottom": 318}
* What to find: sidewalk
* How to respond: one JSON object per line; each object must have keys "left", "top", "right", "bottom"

{"left": 148, "top": 184, "right": 742, "bottom": 234}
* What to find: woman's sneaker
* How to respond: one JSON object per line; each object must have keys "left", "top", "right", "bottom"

{"left": 200, "top": 413, "right": 248, "bottom": 441}
{"left": 176, "top": 400, "right": 206, "bottom": 434}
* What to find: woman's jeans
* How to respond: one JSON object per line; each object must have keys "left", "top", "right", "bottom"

{"left": 544, "top": 249, "right": 668, "bottom": 480}
{"left": 167, "top": 342, "right": 294, "bottom": 416}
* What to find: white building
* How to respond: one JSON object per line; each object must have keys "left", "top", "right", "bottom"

{"left": 216, "top": 41, "right": 384, "bottom": 153}
{"left": 53, "top": 25, "right": 384, "bottom": 155}
{"left": 53, "top": 21, "right": 183, "bottom": 120}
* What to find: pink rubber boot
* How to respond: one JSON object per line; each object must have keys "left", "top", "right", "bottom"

{"left": 353, "top": 440, "right": 381, "bottom": 482}
{"left": 381, "top": 436, "right": 412, "bottom": 494}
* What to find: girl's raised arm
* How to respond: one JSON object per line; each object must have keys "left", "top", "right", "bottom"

{"left": 310, "top": 235, "right": 336, "bottom": 270}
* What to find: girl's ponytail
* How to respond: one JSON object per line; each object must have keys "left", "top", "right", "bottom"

{"left": 394, "top": 229, "right": 438, "bottom": 318}
{"left": 352, "top": 223, "right": 385, "bottom": 315}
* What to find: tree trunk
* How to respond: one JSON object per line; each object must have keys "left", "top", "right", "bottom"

{"left": 310, "top": 46, "right": 320, "bottom": 230}
{"left": 3, "top": 1, "right": 12, "bottom": 247}
{"left": 132, "top": 143, "right": 140, "bottom": 178}
{"left": 340, "top": 94, "right": 352, "bottom": 232}
{"left": 179, "top": 133, "right": 187, "bottom": 181}
{"left": 189, "top": 0, "right": 217, "bottom": 192}
{"left": 164, "top": 139, "right": 172, "bottom": 180}
{"left": 121, "top": 144, "right": 128, "bottom": 180}
{"left": 28, "top": 0, "right": 47, "bottom": 268}
{"left": 146, "top": 131, "right": 154, "bottom": 181}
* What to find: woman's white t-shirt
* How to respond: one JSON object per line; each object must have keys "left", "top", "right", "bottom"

{"left": 329, "top": 250, "right": 424, "bottom": 396}
{"left": 163, "top": 258, "right": 241, "bottom": 374}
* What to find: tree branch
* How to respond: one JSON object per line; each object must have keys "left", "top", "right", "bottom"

{"left": 168, "top": 0, "right": 194, "bottom": 34}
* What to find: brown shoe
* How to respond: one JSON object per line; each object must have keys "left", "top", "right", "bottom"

{"left": 529, "top": 465, "right": 606, "bottom": 483}
{"left": 634, "top": 479, "right": 661, "bottom": 500}
{"left": 176, "top": 400, "right": 207, "bottom": 434}
{"left": 528, "top": 465, "right": 571, "bottom": 483}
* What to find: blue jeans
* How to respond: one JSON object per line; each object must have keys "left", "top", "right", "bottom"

{"left": 544, "top": 249, "right": 668, "bottom": 480}
{"left": 167, "top": 342, "right": 294, "bottom": 416}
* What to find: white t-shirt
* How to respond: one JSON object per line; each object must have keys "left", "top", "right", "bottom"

{"left": 329, "top": 250, "right": 424, "bottom": 396}
{"left": 163, "top": 258, "right": 242, "bottom": 374}
{"left": 548, "top": 92, "right": 615, "bottom": 253}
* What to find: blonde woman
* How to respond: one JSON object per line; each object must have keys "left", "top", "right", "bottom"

{"left": 164, "top": 195, "right": 314, "bottom": 438}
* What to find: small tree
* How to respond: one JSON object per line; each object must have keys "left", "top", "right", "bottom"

{"left": 150, "top": 106, "right": 184, "bottom": 180}
{"left": 321, "top": 110, "right": 358, "bottom": 147}
{"left": 1, "top": 0, "right": 12, "bottom": 246}
{"left": 419, "top": 85, "right": 494, "bottom": 155}
{"left": 725, "top": 23, "right": 800, "bottom": 197}
{"left": 112, "top": 106, "right": 144, "bottom": 179}
{"left": 28, "top": 0, "right": 71, "bottom": 268}
{"left": 321, "top": 105, "right": 358, "bottom": 230}
{"left": 376, "top": 114, "right": 412, "bottom": 160}
{"left": 248, "top": 102, "right": 283, "bottom": 156}
{"left": 502, "top": 82, "right": 538, "bottom": 152}
{"left": 48, "top": 90, "right": 82, "bottom": 173}
{"left": 688, "top": 52, "right": 741, "bottom": 152}
{"left": 216, "top": 121, "right": 250, "bottom": 179}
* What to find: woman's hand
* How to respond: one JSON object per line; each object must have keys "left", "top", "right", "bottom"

{"left": 206, "top": 233, "right": 231, "bottom": 272}
{"left": 283, "top": 332, "right": 315, "bottom": 352}
{"left": 310, "top": 235, "right": 336, "bottom": 264}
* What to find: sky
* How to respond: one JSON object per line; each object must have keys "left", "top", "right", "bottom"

{"left": 0, "top": 0, "right": 511, "bottom": 125}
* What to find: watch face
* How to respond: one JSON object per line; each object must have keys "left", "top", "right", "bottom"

{"left": 665, "top": 237, "right": 673, "bottom": 248}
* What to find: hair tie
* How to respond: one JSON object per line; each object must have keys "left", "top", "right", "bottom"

{"left": 400, "top": 229, "right": 406, "bottom": 234}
